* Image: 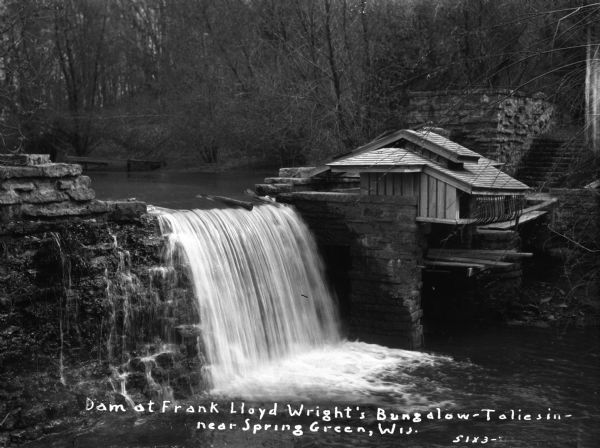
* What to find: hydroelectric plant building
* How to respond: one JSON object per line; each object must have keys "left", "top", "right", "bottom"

{"left": 326, "top": 129, "right": 530, "bottom": 225}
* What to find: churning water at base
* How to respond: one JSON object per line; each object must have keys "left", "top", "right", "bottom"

{"left": 154, "top": 203, "right": 453, "bottom": 407}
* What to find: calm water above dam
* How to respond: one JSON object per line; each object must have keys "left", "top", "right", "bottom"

{"left": 32, "top": 170, "right": 599, "bottom": 448}
{"left": 90, "top": 170, "right": 273, "bottom": 209}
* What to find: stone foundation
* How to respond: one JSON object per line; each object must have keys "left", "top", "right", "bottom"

{"left": 255, "top": 167, "right": 360, "bottom": 196}
{"left": 278, "top": 192, "right": 424, "bottom": 348}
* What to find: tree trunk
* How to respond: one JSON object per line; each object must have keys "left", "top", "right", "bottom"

{"left": 585, "top": 19, "right": 600, "bottom": 152}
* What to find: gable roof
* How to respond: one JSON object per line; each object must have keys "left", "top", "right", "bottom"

{"left": 401, "top": 128, "right": 482, "bottom": 163}
{"left": 309, "top": 128, "right": 503, "bottom": 178}
{"left": 327, "top": 132, "right": 529, "bottom": 194}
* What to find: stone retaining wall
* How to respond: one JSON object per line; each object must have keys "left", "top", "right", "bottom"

{"left": 405, "top": 89, "right": 554, "bottom": 173}
{"left": 0, "top": 155, "right": 201, "bottom": 444}
{"left": 278, "top": 192, "right": 423, "bottom": 348}
{"left": 1, "top": 154, "right": 146, "bottom": 235}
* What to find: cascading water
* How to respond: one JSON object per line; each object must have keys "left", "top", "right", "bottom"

{"left": 153, "top": 202, "right": 453, "bottom": 407}
{"left": 156, "top": 203, "right": 340, "bottom": 389}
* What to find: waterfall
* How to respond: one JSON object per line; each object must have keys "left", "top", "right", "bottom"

{"left": 156, "top": 203, "right": 340, "bottom": 389}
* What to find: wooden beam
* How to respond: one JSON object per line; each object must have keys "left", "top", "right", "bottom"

{"left": 329, "top": 166, "right": 423, "bottom": 173}
{"left": 521, "top": 198, "right": 557, "bottom": 214}
{"left": 424, "top": 260, "right": 487, "bottom": 269}
{"left": 428, "top": 248, "right": 533, "bottom": 260}
{"left": 423, "top": 166, "right": 472, "bottom": 194}
{"left": 197, "top": 195, "right": 254, "bottom": 210}
{"left": 425, "top": 254, "right": 514, "bottom": 267}
{"left": 416, "top": 217, "right": 477, "bottom": 224}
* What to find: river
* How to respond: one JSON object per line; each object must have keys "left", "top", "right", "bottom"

{"left": 23, "top": 170, "right": 599, "bottom": 448}
{"left": 90, "top": 170, "right": 274, "bottom": 209}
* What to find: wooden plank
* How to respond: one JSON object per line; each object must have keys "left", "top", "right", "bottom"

{"left": 424, "top": 260, "right": 487, "bottom": 269}
{"left": 413, "top": 173, "right": 419, "bottom": 196}
{"left": 415, "top": 217, "right": 478, "bottom": 224}
{"left": 436, "top": 180, "right": 445, "bottom": 218}
{"left": 425, "top": 254, "right": 514, "bottom": 267}
{"left": 428, "top": 249, "right": 533, "bottom": 260}
{"left": 445, "top": 185, "right": 457, "bottom": 220}
{"left": 386, "top": 174, "right": 394, "bottom": 196}
{"left": 379, "top": 174, "right": 386, "bottom": 195}
{"left": 360, "top": 174, "right": 369, "bottom": 195}
{"left": 394, "top": 174, "right": 402, "bottom": 196}
{"left": 423, "top": 166, "right": 471, "bottom": 194}
{"left": 428, "top": 175, "right": 437, "bottom": 217}
{"left": 521, "top": 198, "right": 557, "bottom": 214}
{"left": 419, "top": 174, "right": 428, "bottom": 216}
{"left": 402, "top": 174, "right": 413, "bottom": 196}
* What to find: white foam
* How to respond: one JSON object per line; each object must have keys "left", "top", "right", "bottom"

{"left": 212, "top": 340, "right": 454, "bottom": 408}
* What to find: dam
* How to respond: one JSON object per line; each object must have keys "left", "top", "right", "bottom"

{"left": 0, "top": 150, "right": 598, "bottom": 447}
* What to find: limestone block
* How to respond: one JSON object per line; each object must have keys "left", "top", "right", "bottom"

{"left": 3, "top": 181, "right": 35, "bottom": 192}
{"left": 22, "top": 189, "right": 69, "bottom": 204}
{"left": 263, "top": 177, "right": 314, "bottom": 185}
{"left": 0, "top": 190, "right": 20, "bottom": 205}
{"left": 56, "top": 180, "right": 74, "bottom": 190}
{"left": 0, "top": 204, "right": 21, "bottom": 225}
{"left": 0, "top": 154, "right": 51, "bottom": 166}
{"left": 66, "top": 188, "right": 96, "bottom": 202}
{"left": 278, "top": 167, "right": 315, "bottom": 178}
{"left": 76, "top": 175, "right": 92, "bottom": 188}
{"left": 0, "top": 163, "right": 82, "bottom": 179}
{"left": 255, "top": 183, "right": 293, "bottom": 195}
{"left": 21, "top": 200, "right": 108, "bottom": 218}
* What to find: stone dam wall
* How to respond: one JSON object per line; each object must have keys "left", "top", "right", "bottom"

{"left": 0, "top": 155, "right": 200, "bottom": 445}
{"left": 278, "top": 192, "right": 424, "bottom": 349}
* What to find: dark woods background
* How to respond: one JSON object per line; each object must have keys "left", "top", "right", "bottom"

{"left": 0, "top": 0, "right": 597, "bottom": 168}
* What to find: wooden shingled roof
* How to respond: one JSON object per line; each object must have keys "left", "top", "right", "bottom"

{"left": 327, "top": 129, "right": 529, "bottom": 194}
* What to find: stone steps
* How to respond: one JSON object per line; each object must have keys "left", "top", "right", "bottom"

{"left": 515, "top": 135, "right": 584, "bottom": 188}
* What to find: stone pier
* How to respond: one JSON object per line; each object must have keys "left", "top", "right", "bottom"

{"left": 278, "top": 192, "right": 424, "bottom": 349}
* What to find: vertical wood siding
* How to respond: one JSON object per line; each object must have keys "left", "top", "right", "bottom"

{"left": 361, "top": 172, "right": 459, "bottom": 220}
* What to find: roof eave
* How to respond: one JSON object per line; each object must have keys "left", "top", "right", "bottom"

{"left": 328, "top": 165, "right": 424, "bottom": 173}
{"left": 470, "top": 187, "right": 530, "bottom": 195}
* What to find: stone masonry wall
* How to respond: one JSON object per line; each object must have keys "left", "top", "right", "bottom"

{"left": 0, "top": 155, "right": 202, "bottom": 444}
{"left": 1, "top": 154, "right": 147, "bottom": 234}
{"left": 278, "top": 192, "right": 423, "bottom": 349}
{"left": 405, "top": 89, "right": 554, "bottom": 173}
